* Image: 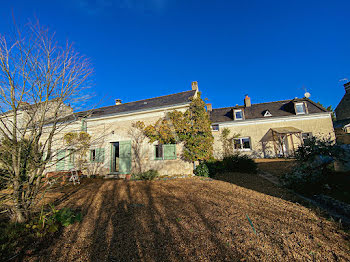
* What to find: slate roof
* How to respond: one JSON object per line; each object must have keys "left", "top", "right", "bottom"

{"left": 61, "top": 90, "right": 196, "bottom": 122}
{"left": 334, "top": 118, "right": 350, "bottom": 129}
{"left": 210, "top": 98, "right": 327, "bottom": 123}
{"left": 335, "top": 92, "right": 350, "bottom": 121}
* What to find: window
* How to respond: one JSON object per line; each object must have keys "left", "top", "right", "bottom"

{"left": 155, "top": 144, "right": 163, "bottom": 160}
{"left": 81, "top": 119, "right": 87, "bottom": 132}
{"left": 345, "top": 126, "right": 350, "bottom": 134}
{"left": 295, "top": 102, "right": 306, "bottom": 115}
{"left": 233, "top": 137, "right": 251, "bottom": 150}
{"left": 234, "top": 109, "right": 243, "bottom": 120}
{"left": 154, "top": 144, "right": 176, "bottom": 160}
{"left": 90, "top": 148, "right": 105, "bottom": 163}
{"left": 264, "top": 110, "right": 272, "bottom": 117}
{"left": 212, "top": 124, "right": 219, "bottom": 131}
{"left": 302, "top": 132, "right": 313, "bottom": 142}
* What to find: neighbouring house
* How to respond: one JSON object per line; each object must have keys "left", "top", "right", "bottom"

{"left": 45, "top": 82, "right": 200, "bottom": 177}
{"left": 209, "top": 95, "right": 335, "bottom": 158}
{"left": 334, "top": 82, "right": 350, "bottom": 144}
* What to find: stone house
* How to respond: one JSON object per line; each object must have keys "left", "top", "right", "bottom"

{"left": 47, "top": 83, "right": 200, "bottom": 177}
{"left": 209, "top": 95, "right": 335, "bottom": 158}
{"left": 334, "top": 82, "right": 350, "bottom": 144}
{"left": 2, "top": 81, "right": 336, "bottom": 177}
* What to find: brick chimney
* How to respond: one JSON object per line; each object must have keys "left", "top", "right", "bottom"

{"left": 192, "top": 81, "right": 198, "bottom": 91}
{"left": 115, "top": 99, "right": 122, "bottom": 105}
{"left": 206, "top": 103, "right": 212, "bottom": 112}
{"left": 244, "top": 95, "right": 251, "bottom": 107}
{"left": 344, "top": 82, "right": 350, "bottom": 94}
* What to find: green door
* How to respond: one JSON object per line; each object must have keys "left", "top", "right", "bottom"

{"left": 56, "top": 150, "right": 66, "bottom": 171}
{"left": 119, "top": 140, "right": 131, "bottom": 174}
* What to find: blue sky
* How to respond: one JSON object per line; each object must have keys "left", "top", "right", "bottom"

{"left": 0, "top": 0, "right": 349, "bottom": 110}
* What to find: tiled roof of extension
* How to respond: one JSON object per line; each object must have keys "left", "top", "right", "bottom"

{"left": 74, "top": 90, "right": 196, "bottom": 119}
{"left": 210, "top": 98, "right": 327, "bottom": 123}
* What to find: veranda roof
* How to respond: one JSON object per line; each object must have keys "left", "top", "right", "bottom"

{"left": 270, "top": 127, "right": 303, "bottom": 134}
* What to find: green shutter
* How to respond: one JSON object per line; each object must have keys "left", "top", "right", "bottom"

{"left": 119, "top": 141, "right": 131, "bottom": 174}
{"left": 96, "top": 148, "right": 105, "bottom": 163}
{"left": 56, "top": 150, "right": 66, "bottom": 171}
{"left": 67, "top": 150, "right": 74, "bottom": 170}
{"left": 163, "top": 144, "right": 176, "bottom": 160}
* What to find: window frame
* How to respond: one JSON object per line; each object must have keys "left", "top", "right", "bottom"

{"left": 154, "top": 144, "right": 176, "bottom": 160}
{"left": 295, "top": 102, "right": 307, "bottom": 115}
{"left": 212, "top": 124, "right": 220, "bottom": 131}
{"left": 155, "top": 144, "right": 164, "bottom": 160}
{"left": 302, "top": 132, "right": 313, "bottom": 142}
{"left": 234, "top": 109, "right": 244, "bottom": 121}
{"left": 90, "top": 148, "right": 105, "bottom": 163}
{"left": 233, "top": 137, "right": 252, "bottom": 151}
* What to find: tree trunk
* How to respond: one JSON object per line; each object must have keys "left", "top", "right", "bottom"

{"left": 12, "top": 200, "right": 26, "bottom": 223}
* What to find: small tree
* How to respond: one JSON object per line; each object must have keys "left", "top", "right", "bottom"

{"left": 138, "top": 92, "right": 214, "bottom": 164}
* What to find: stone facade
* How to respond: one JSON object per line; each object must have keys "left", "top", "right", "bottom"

{"left": 46, "top": 103, "right": 194, "bottom": 177}
{"left": 212, "top": 113, "right": 334, "bottom": 158}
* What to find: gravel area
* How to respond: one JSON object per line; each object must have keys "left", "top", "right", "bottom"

{"left": 24, "top": 177, "right": 350, "bottom": 262}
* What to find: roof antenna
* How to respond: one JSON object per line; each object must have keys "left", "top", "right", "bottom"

{"left": 302, "top": 85, "right": 311, "bottom": 98}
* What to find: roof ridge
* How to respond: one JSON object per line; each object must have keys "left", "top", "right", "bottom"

{"left": 90, "top": 90, "right": 195, "bottom": 111}
{"left": 212, "top": 99, "right": 293, "bottom": 111}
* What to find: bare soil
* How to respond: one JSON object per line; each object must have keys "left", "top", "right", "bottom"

{"left": 24, "top": 176, "right": 350, "bottom": 262}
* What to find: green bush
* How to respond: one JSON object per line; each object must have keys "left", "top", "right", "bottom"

{"left": 204, "top": 154, "right": 257, "bottom": 177}
{"left": 132, "top": 169, "right": 159, "bottom": 180}
{"left": 222, "top": 154, "right": 257, "bottom": 174}
{"left": 194, "top": 163, "right": 209, "bottom": 177}
{"left": 295, "top": 137, "right": 345, "bottom": 163}
{"left": 281, "top": 163, "right": 329, "bottom": 195}
{"left": 281, "top": 137, "right": 347, "bottom": 195}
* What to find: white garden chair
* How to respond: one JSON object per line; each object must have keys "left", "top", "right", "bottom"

{"left": 69, "top": 168, "right": 80, "bottom": 185}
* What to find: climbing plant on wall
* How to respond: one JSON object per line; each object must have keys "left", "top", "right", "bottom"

{"left": 137, "top": 92, "right": 214, "bottom": 162}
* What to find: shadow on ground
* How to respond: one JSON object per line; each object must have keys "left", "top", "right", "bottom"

{"left": 24, "top": 178, "right": 350, "bottom": 262}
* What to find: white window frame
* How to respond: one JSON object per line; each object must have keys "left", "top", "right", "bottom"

{"left": 233, "top": 137, "right": 252, "bottom": 151}
{"left": 212, "top": 124, "right": 219, "bottom": 131}
{"left": 264, "top": 110, "right": 272, "bottom": 117}
{"left": 302, "top": 132, "right": 313, "bottom": 142}
{"left": 234, "top": 109, "right": 244, "bottom": 120}
{"left": 344, "top": 125, "right": 350, "bottom": 134}
{"left": 295, "top": 102, "right": 306, "bottom": 115}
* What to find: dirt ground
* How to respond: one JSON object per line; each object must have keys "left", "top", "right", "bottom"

{"left": 22, "top": 176, "right": 350, "bottom": 262}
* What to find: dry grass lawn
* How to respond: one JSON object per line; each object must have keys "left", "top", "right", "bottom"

{"left": 24, "top": 176, "right": 350, "bottom": 262}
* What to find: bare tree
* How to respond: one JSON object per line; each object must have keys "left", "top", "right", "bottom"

{"left": 0, "top": 20, "right": 92, "bottom": 222}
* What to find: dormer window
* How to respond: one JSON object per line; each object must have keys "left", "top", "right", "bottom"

{"left": 295, "top": 102, "right": 306, "bottom": 115}
{"left": 234, "top": 109, "right": 243, "bottom": 120}
{"left": 264, "top": 110, "right": 272, "bottom": 117}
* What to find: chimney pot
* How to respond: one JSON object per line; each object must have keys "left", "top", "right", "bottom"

{"left": 191, "top": 81, "right": 198, "bottom": 91}
{"left": 344, "top": 82, "right": 350, "bottom": 93}
{"left": 115, "top": 99, "right": 122, "bottom": 105}
{"left": 244, "top": 95, "right": 251, "bottom": 107}
{"left": 206, "top": 103, "right": 212, "bottom": 112}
